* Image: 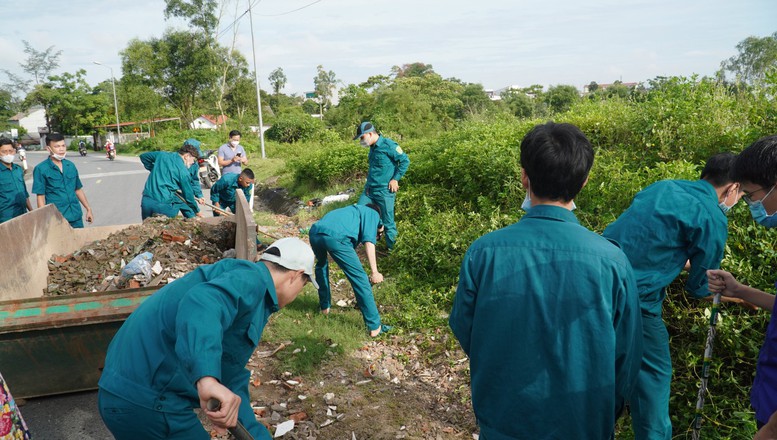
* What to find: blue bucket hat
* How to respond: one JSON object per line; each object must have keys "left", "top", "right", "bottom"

{"left": 353, "top": 121, "right": 376, "bottom": 140}
{"left": 183, "top": 138, "right": 202, "bottom": 157}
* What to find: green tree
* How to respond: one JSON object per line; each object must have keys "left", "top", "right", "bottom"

{"left": 501, "top": 89, "right": 535, "bottom": 118}
{"left": 391, "top": 62, "right": 435, "bottom": 78}
{"left": 27, "top": 69, "right": 110, "bottom": 135}
{"left": 16, "top": 40, "right": 62, "bottom": 87}
{"left": 459, "top": 83, "right": 494, "bottom": 117}
{"left": 313, "top": 65, "right": 338, "bottom": 117}
{"left": 117, "top": 82, "right": 170, "bottom": 123}
{"left": 2, "top": 41, "right": 64, "bottom": 130}
{"left": 121, "top": 30, "right": 219, "bottom": 126}
{"left": 720, "top": 31, "right": 777, "bottom": 85}
{"left": 269, "top": 67, "right": 287, "bottom": 96}
{"left": 544, "top": 84, "right": 580, "bottom": 113}
{"left": 164, "top": 0, "right": 218, "bottom": 35}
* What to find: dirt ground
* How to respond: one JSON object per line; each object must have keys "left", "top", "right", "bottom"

{"left": 210, "top": 214, "right": 478, "bottom": 440}
{"left": 202, "top": 328, "right": 477, "bottom": 440}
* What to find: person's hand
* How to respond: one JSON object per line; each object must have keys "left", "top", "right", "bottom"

{"left": 195, "top": 211, "right": 205, "bottom": 218}
{"left": 755, "top": 409, "right": 777, "bottom": 440}
{"left": 197, "top": 376, "right": 241, "bottom": 435}
{"left": 388, "top": 179, "right": 399, "bottom": 193}
{"left": 707, "top": 269, "right": 742, "bottom": 298}
{"left": 85, "top": 208, "right": 94, "bottom": 223}
{"left": 370, "top": 272, "right": 384, "bottom": 284}
{"left": 197, "top": 197, "right": 205, "bottom": 204}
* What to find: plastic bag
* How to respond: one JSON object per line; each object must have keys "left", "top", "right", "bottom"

{"left": 121, "top": 252, "right": 154, "bottom": 280}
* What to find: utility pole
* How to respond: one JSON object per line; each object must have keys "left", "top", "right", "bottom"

{"left": 247, "top": 0, "right": 266, "bottom": 159}
{"left": 93, "top": 61, "right": 121, "bottom": 144}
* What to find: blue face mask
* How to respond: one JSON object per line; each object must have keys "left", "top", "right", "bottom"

{"left": 521, "top": 193, "right": 532, "bottom": 211}
{"left": 718, "top": 190, "right": 735, "bottom": 215}
{"left": 747, "top": 185, "right": 777, "bottom": 227}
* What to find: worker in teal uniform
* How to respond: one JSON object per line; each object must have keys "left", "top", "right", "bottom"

{"left": 140, "top": 143, "right": 202, "bottom": 220}
{"left": 98, "top": 237, "right": 317, "bottom": 440}
{"left": 210, "top": 169, "right": 256, "bottom": 216}
{"left": 32, "top": 132, "right": 94, "bottom": 228}
{"left": 706, "top": 135, "right": 777, "bottom": 437}
{"left": 353, "top": 121, "right": 409, "bottom": 250}
{"left": 0, "top": 138, "right": 32, "bottom": 223}
{"left": 603, "top": 153, "right": 743, "bottom": 440}
{"left": 309, "top": 203, "right": 388, "bottom": 337}
{"left": 183, "top": 138, "right": 206, "bottom": 205}
{"left": 449, "top": 122, "right": 643, "bottom": 439}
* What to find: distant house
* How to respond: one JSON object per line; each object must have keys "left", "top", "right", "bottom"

{"left": 8, "top": 106, "right": 47, "bottom": 140}
{"left": 191, "top": 114, "right": 228, "bottom": 130}
{"left": 491, "top": 85, "right": 543, "bottom": 100}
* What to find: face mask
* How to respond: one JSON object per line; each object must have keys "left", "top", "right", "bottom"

{"left": 746, "top": 185, "right": 777, "bottom": 227}
{"left": 52, "top": 152, "right": 67, "bottom": 160}
{"left": 0, "top": 155, "right": 14, "bottom": 164}
{"left": 359, "top": 138, "right": 370, "bottom": 148}
{"left": 718, "top": 191, "right": 735, "bottom": 215}
{"left": 230, "top": 141, "right": 239, "bottom": 147}
{"left": 521, "top": 182, "right": 532, "bottom": 211}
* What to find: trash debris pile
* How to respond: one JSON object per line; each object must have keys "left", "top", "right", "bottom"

{"left": 45, "top": 217, "right": 236, "bottom": 296}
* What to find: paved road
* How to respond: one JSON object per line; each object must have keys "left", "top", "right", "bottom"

{"left": 16, "top": 150, "right": 212, "bottom": 439}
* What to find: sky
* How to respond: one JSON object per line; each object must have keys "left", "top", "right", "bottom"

{"left": 0, "top": 0, "right": 775, "bottom": 97}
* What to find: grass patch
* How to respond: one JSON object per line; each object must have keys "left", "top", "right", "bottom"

{"left": 262, "top": 287, "right": 373, "bottom": 375}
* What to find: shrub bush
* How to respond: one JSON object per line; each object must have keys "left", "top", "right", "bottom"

{"left": 265, "top": 111, "right": 326, "bottom": 143}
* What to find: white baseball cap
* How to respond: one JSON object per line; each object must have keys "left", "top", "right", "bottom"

{"left": 260, "top": 237, "right": 318, "bottom": 289}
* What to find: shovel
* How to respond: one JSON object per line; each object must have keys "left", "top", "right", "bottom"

{"left": 175, "top": 192, "right": 233, "bottom": 217}
{"left": 207, "top": 398, "right": 255, "bottom": 440}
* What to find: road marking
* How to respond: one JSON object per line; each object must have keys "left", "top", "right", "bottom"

{"left": 80, "top": 170, "right": 148, "bottom": 179}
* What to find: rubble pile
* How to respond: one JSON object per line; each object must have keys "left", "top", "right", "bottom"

{"left": 45, "top": 217, "right": 236, "bottom": 296}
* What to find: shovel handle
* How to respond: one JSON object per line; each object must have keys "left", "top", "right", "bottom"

{"left": 206, "top": 398, "right": 256, "bottom": 440}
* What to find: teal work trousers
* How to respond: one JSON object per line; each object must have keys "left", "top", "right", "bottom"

{"left": 358, "top": 186, "right": 396, "bottom": 250}
{"left": 98, "top": 388, "right": 210, "bottom": 440}
{"left": 309, "top": 230, "right": 381, "bottom": 331}
{"left": 631, "top": 313, "right": 672, "bottom": 440}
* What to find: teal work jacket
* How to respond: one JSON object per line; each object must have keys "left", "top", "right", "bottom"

{"left": 365, "top": 136, "right": 410, "bottom": 189}
{"left": 99, "top": 259, "right": 278, "bottom": 440}
{"left": 0, "top": 162, "right": 28, "bottom": 223}
{"left": 31, "top": 157, "right": 83, "bottom": 223}
{"left": 210, "top": 173, "right": 252, "bottom": 209}
{"left": 450, "top": 205, "right": 642, "bottom": 439}
{"left": 311, "top": 204, "right": 380, "bottom": 247}
{"left": 603, "top": 179, "right": 728, "bottom": 316}
{"left": 140, "top": 151, "right": 199, "bottom": 214}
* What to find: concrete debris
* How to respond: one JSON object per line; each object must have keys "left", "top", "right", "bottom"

{"left": 45, "top": 217, "right": 236, "bottom": 296}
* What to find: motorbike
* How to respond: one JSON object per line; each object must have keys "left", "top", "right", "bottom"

{"left": 17, "top": 145, "right": 27, "bottom": 173}
{"left": 105, "top": 142, "right": 116, "bottom": 161}
{"left": 198, "top": 149, "right": 221, "bottom": 189}
{"left": 78, "top": 142, "right": 87, "bottom": 157}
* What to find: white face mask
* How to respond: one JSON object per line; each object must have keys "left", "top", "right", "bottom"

{"left": 230, "top": 140, "right": 239, "bottom": 148}
{"left": 52, "top": 152, "right": 67, "bottom": 161}
{"left": 0, "top": 154, "right": 14, "bottom": 164}
{"left": 359, "top": 138, "right": 370, "bottom": 148}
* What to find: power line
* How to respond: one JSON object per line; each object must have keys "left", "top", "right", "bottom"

{"left": 255, "top": 0, "right": 322, "bottom": 17}
{"left": 215, "top": 0, "right": 320, "bottom": 40}
{"left": 215, "top": 0, "right": 262, "bottom": 40}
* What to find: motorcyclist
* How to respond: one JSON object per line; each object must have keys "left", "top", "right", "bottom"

{"left": 78, "top": 140, "right": 87, "bottom": 156}
{"left": 105, "top": 139, "right": 115, "bottom": 159}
